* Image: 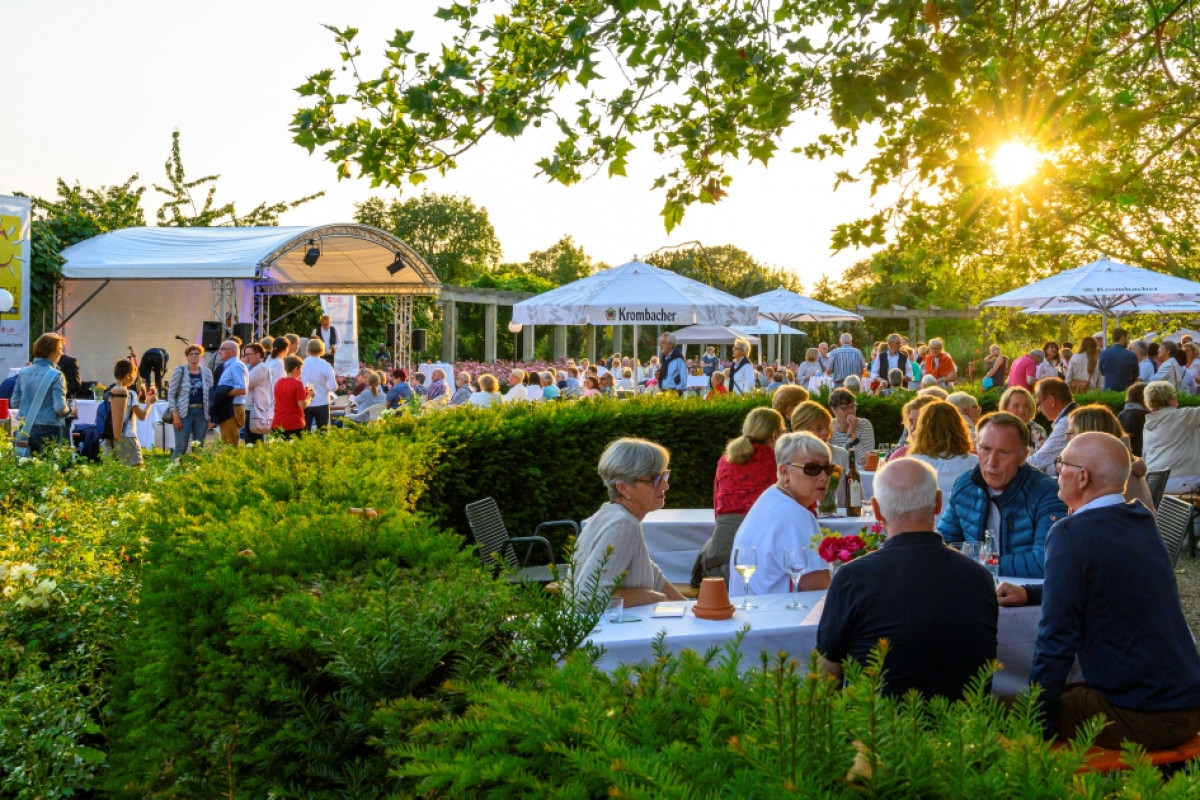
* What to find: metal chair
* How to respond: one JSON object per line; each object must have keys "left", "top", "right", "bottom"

{"left": 1156, "top": 495, "right": 1193, "bottom": 568}
{"left": 1146, "top": 469, "right": 1171, "bottom": 510}
{"left": 465, "top": 497, "right": 579, "bottom": 585}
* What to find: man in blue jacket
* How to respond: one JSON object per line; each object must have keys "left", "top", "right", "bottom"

{"left": 998, "top": 432, "right": 1200, "bottom": 748}
{"left": 657, "top": 332, "right": 689, "bottom": 392}
{"left": 938, "top": 412, "right": 1066, "bottom": 577}
{"left": 1098, "top": 328, "right": 1139, "bottom": 392}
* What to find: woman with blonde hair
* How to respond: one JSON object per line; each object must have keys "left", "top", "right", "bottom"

{"left": 468, "top": 373, "right": 503, "bottom": 407}
{"left": 706, "top": 370, "right": 728, "bottom": 398}
{"left": 729, "top": 337, "right": 756, "bottom": 394}
{"left": 1068, "top": 404, "right": 1154, "bottom": 513}
{"left": 692, "top": 408, "right": 786, "bottom": 585}
{"left": 1065, "top": 336, "right": 1102, "bottom": 393}
{"left": 795, "top": 348, "right": 823, "bottom": 385}
{"left": 887, "top": 393, "right": 942, "bottom": 460}
{"left": 907, "top": 401, "right": 979, "bottom": 518}
{"left": 999, "top": 385, "right": 1047, "bottom": 451}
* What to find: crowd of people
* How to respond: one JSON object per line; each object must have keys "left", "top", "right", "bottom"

{"left": 571, "top": 327, "right": 1200, "bottom": 753}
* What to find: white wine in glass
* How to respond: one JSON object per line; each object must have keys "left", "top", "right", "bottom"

{"left": 734, "top": 546, "right": 758, "bottom": 610}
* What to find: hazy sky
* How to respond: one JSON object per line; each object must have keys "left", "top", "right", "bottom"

{"left": 2, "top": 0, "right": 883, "bottom": 289}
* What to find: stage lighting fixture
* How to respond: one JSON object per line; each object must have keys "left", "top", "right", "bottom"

{"left": 303, "top": 239, "right": 321, "bottom": 267}
{"left": 386, "top": 253, "right": 405, "bottom": 276}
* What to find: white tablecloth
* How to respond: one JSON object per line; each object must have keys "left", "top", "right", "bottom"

{"left": 73, "top": 399, "right": 175, "bottom": 451}
{"left": 588, "top": 586, "right": 1047, "bottom": 698}
{"left": 643, "top": 507, "right": 882, "bottom": 583}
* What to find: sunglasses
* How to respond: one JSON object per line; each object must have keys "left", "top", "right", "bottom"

{"left": 789, "top": 462, "right": 836, "bottom": 477}
{"left": 635, "top": 471, "right": 671, "bottom": 489}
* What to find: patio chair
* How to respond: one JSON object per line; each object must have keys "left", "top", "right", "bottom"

{"left": 1156, "top": 495, "right": 1193, "bottom": 568}
{"left": 1146, "top": 469, "right": 1171, "bottom": 510}
{"left": 465, "top": 497, "right": 579, "bottom": 585}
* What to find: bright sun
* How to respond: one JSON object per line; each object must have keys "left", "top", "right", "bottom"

{"left": 991, "top": 141, "right": 1041, "bottom": 187}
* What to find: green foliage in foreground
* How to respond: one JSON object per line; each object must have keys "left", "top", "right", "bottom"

{"left": 7, "top": 395, "right": 1200, "bottom": 798}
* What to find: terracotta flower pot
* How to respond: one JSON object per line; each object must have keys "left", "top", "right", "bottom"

{"left": 693, "top": 577, "right": 735, "bottom": 620}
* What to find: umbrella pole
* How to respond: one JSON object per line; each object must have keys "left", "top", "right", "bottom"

{"left": 777, "top": 319, "right": 782, "bottom": 367}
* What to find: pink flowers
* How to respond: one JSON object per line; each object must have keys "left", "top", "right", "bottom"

{"left": 818, "top": 534, "right": 868, "bottom": 564}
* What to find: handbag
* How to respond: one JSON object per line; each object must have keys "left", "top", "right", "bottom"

{"left": 249, "top": 411, "right": 273, "bottom": 435}
{"left": 12, "top": 371, "right": 61, "bottom": 457}
{"left": 161, "top": 407, "right": 175, "bottom": 425}
{"left": 982, "top": 376, "right": 994, "bottom": 390}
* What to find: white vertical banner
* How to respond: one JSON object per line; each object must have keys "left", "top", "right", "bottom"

{"left": 320, "top": 294, "right": 359, "bottom": 377}
{"left": 0, "top": 195, "right": 32, "bottom": 378}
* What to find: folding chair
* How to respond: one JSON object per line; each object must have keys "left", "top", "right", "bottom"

{"left": 1145, "top": 469, "right": 1171, "bottom": 510}
{"left": 1156, "top": 495, "right": 1193, "bottom": 568}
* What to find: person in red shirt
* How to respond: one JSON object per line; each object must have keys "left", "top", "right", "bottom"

{"left": 706, "top": 370, "right": 729, "bottom": 398}
{"left": 272, "top": 356, "right": 314, "bottom": 438}
{"left": 691, "top": 407, "right": 785, "bottom": 586}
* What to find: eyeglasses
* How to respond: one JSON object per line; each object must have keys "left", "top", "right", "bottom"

{"left": 634, "top": 471, "right": 671, "bottom": 489}
{"left": 789, "top": 462, "right": 836, "bottom": 477}
{"left": 1053, "top": 456, "right": 1085, "bottom": 473}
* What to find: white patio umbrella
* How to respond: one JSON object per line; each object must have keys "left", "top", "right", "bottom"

{"left": 731, "top": 317, "right": 807, "bottom": 337}
{"left": 981, "top": 257, "right": 1200, "bottom": 345}
{"left": 743, "top": 288, "right": 862, "bottom": 361}
{"left": 512, "top": 260, "right": 758, "bottom": 364}
{"left": 668, "top": 324, "right": 760, "bottom": 345}
{"left": 1164, "top": 329, "right": 1200, "bottom": 344}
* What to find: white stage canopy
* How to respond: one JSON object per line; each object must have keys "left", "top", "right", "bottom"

{"left": 59, "top": 224, "right": 439, "bottom": 295}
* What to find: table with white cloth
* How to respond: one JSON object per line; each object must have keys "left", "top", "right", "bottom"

{"left": 588, "top": 582, "right": 1048, "bottom": 698}
{"left": 73, "top": 399, "right": 175, "bottom": 451}
{"left": 642, "top": 504, "right": 879, "bottom": 584}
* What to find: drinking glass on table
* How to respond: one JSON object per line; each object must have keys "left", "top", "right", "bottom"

{"left": 734, "top": 546, "right": 758, "bottom": 610}
{"left": 783, "top": 547, "right": 808, "bottom": 610}
{"left": 959, "top": 541, "right": 982, "bottom": 562}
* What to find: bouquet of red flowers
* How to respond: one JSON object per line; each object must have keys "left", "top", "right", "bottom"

{"left": 812, "top": 522, "right": 885, "bottom": 565}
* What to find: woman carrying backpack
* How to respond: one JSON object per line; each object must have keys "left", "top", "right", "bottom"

{"left": 166, "top": 344, "right": 213, "bottom": 461}
{"left": 107, "top": 359, "right": 156, "bottom": 467}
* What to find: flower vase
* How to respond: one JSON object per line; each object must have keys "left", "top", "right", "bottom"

{"left": 819, "top": 476, "right": 840, "bottom": 515}
{"left": 92, "top": 387, "right": 104, "bottom": 401}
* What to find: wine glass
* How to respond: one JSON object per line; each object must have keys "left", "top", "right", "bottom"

{"left": 734, "top": 546, "right": 758, "bottom": 610}
{"left": 783, "top": 547, "right": 808, "bottom": 610}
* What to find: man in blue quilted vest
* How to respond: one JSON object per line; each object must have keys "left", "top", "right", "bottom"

{"left": 938, "top": 412, "right": 1066, "bottom": 578}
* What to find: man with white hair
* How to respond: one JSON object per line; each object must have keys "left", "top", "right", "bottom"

{"left": 818, "top": 458, "right": 998, "bottom": 699}
{"left": 657, "top": 332, "right": 688, "bottom": 392}
{"left": 1006, "top": 348, "right": 1043, "bottom": 392}
{"left": 1132, "top": 340, "right": 1155, "bottom": 383}
{"left": 999, "top": 432, "right": 1200, "bottom": 749}
{"left": 826, "top": 333, "right": 866, "bottom": 386}
{"left": 816, "top": 341, "right": 832, "bottom": 373}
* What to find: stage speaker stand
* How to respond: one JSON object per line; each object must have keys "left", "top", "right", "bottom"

{"left": 233, "top": 322, "right": 254, "bottom": 344}
{"left": 411, "top": 328, "right": 427, "bottom": 352}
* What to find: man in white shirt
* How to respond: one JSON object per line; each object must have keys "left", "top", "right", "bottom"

{"left": 1029, "top": 379, "right": 1077, "bottom": 476}
{"left": 503, "top": 369, "right": 529, "bottom": 402}
{"left": 1133, "top": 340, "right": 1155, "bottom": 382}
{"left": 311, "top": 315, "right": 338, "bottom": 367}
{"left": 300, "top": 339, "right": 337, "bottom": 431}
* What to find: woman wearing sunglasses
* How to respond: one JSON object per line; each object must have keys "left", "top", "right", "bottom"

{"left": 573, "top": 438, "right": 688, "bottom": 608}
{"left": 728, "top": 432, "right": 833, "bottom": 599}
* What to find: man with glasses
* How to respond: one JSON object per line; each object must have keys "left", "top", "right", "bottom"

{"left": 938, "top": 412, "right": 1065, "bottom": 578}
{"left": 1028, "top": 378, "right": 1076, "bottom": 476}
{"left": 872, "top": 333, "right": 909, "bottom": 388}
{"left": 819, "top": 458, "right": 997, "bottom": 699}
{"left": 209, "top": 340, "right": 248, "bottom": 446}
{"left": 998, "top": 432, "right": 1200, "bottom": 749}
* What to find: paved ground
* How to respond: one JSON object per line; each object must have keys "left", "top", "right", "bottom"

{"left": 1178, "top": 552, "right": 1200, "bottom": 639}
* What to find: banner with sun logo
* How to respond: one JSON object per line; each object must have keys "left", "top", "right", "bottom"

{"left": 0, "top": 195, "right": 31, "bottom": 378}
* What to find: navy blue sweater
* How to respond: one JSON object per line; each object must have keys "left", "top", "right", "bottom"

{"left": 1030, "top": 502, "right": 1200, "bottom": 735}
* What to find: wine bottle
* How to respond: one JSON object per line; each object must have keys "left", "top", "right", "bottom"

{"left": 845, "top": 451, "right": 863, "bottom": 517}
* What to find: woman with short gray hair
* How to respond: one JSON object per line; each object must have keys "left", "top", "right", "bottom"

{"left": 1143, "top": 381, "right": 1200, "bottom": 494}
{"left": 572, "top": 438, "right": 687, "bottom": 607}
{"left": 727, "top": 432, "right": 833, "bottom": 599}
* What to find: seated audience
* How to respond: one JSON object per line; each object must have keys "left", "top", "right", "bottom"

{"left": 1028, "top": 378, "right": 1076, "bottom": 476}
{"left": 938, "top": 412, "right": 1067, "bottom": 577}
{"left": 1067, "top": 404, "right": 1153, "bottom": 513}
{"left": 448, "top": 371, "right": 474, "bottom": 406}
{"left": 819, "top": 458, "right": 997, "bottom": 700}
{"left": 772, "top": 384, "right": 809, "bottom": 431}
{"left": 582, "top": 375, "right": 601, "bottom": 398}
{"left": 827, "top": 387, "right": 875, "bottom": 462}
{"left": 540, "top": 371, "right": 561, "bottom": 401}
{"left": 791, "top": 401, "right": 850, "bottom": 501}
{"left": 692, "top": 408, "right": 785, "bottom": 586}
{"left": 385, "top": 369, "right": 412, "bottom": 409}
{"left": 503, "top": 368, "right": 528, "bottom": 403}
{"left": 999, "top": 385, "right": 1047, "bottom": 452}
{"left": 1117, "top": 382, "right": 1148, "bottom": 457}
{"left": 706, "top": 370, "right": 728, "bottom": 398}
{"left": 467, "top": 374, "right": 502, "bottom": 407}
{"left": 998, "top": 432, "right": 1200, "bottom": 749}
{"left": 1142, "top": 380, "right": 1200, "bottom": 495}
{"left": 906, "top": 401, "right": 979, "bottom": 522}
{"left": 727, "top": 432, "right": 832, "bottom": 597}
{"left": 888, "top": 393, "right": 941, "bottom": 459}
{"left": 946, "top": 391, "right": 981, "bottom": 444}
{"left": 353, "top": 372, "right": 387, "bottom": 412}
{"left": 572, "top": 439, "right": 687, "bottom": 607}
{"left": 598, "top": 371, "right": 616, "bottom": 397}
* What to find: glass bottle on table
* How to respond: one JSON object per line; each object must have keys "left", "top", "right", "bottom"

{"left": 844, "top": 451, "right": 863, "bottom": 517}
{"left": 982, "top": 529, "right": 999, "bottom": 583}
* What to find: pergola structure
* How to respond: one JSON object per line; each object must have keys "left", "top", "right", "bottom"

{"left": 56, "top": 224, "right": 439, "bottom": 376}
